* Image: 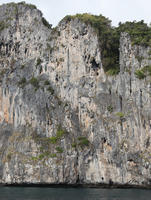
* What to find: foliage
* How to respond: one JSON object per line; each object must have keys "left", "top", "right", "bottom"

{"left": 47, "top": 86, "right": 54, "bottom": 95}
{"left": 0, "top": 69, "right": 7, "bottom": 79}
{"left": 29, "top": 77, "right": 39, "bottom": 89}
{"left": 51, "top": 27, "right": 60, "bottom": 37}
{"left": 7, "top": 153, "right": 12, "bottom": 161}
{"left": 31, "top": 156, "right": 38, "bottom": 161}
{"left": 148, "top": 50, "right": 151, "bottom": 55}
{"left": 38, "top": 154, "right": 45, "bottom": 160}
{"left": 61, "top": 14, "right": 151, "bottom": 75}
{"left": 38, "top": 65, "right": 42, "bottom": 74}
{"left": 107, "top": 105, "right": 113, "bottom": 112}
{"left": 44, "top": 80, "right": 50, "bottom": 85}
{"left": 50, "top": 153, "right": 57, "bottom": 158}
{"left": 18, "top": 77, "right": 26, "bottom": 88}
{"left": 142, "top": 65, "right": 151, "bottom": 76}
{"left": 78, "top": 136, "right": 89, "bottom": 146}
{"left": 59, "top": 58, "right": 64, "bottom": 62}
{"left": 49, "top": 136, "right": 58, "bottom": 144}
{"left": 61, "top": 13, "right": 119, "bottom": 73}
{"left": 36, "top": 58, "right": 42, "bottom": 66}
{"left": 27, "top": 3, "right": 37, "bottom": 9}
{"left": 106, "top": 67, "right": 119, "bottom": 76}
{"left": 18, "top": 2, "right": 37, "bottom": 9}
{"left": 58, "top": 99, "right": 62, "bottom": 105}
{"left": 56, "top": 147, "right": 63, "bottom": 153}
{"left": 0, "top": 21, "right": 8, "bottom": 32}
{"left": 136, "top": 56, "right": 144, "bottom": 63}
{"left": 117, "top": 20, "right": 151, "bottom": 47}
{"left": 56, "top": 125, "right": 66, "bottom": 138}
{"left": 42, "top": 17, "right": 52, "bottom": 29}
{"left": 135, "top": 69, "right": 146, "bottom": 79}
{"left": 49, "top": 125, "right": 67, "bottom": 144}
{"left": 31, "top": 152, "right": 56, "bottom": 161}
{"left": 135, "top": 65, "right": 151, "bottom": 79}
{"left": 71, "top": 143, "right": 77, "bottom": 148}
{"left": 21, "top": 64, "right": 25, "bottom": 69}
{"left": 116, "top": 112, "right": 125, "bottom": 118}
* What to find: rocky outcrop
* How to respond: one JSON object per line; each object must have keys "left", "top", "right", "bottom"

{"left": 0, "top": 2, "right": 151, "bottom": 187}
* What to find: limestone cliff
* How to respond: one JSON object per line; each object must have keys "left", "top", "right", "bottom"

{"left": 0, "top": 2, "right": 151, "bottom": 187}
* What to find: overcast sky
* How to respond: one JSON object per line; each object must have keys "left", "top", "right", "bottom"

{"left": 0, "top": 0, "right": 151, "bottom": 27}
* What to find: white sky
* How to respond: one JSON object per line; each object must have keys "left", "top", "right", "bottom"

{"left": 0, "top": 0, "right": 151, "bottom": 27}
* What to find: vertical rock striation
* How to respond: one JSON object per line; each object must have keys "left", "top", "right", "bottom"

{"left": 0, "top": 2, "right": 151, "bottom": 187}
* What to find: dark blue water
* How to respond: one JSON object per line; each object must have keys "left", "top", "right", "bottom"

{"left": 0, "top": 187, "right": 150, "bottom": 200}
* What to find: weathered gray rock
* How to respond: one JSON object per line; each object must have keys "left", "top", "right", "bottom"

{"left": 0, "top": 2, "right": 151, "bottom": 187}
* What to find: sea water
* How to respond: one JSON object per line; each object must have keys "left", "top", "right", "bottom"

{"left": 0, "top": 187, "right": 150, "bottom": 200}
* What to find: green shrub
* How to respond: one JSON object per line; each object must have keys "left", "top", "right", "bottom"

{"left": 64, "top": 103, "right": 68, "bottom": 107}
{"left": 148, "top": 66, "right": 151, "bottom": 76}
{"left": 51, "top": 27, "right": 60, "bottom": 36}
{"left": 29, "top": 77, "right": 39, "bottom": 89}
{"left": 48, "top": 126, "right": 67, "bottom": 144}
{"left": 56, "top": 126, "right": 66, "bottom": 138}
{"left": 36, "top": 58, "right": 42, "bottom": 66}
{"left": 136, "top": 56, "right": 144, "bottom": 63}
{"left": 7, "top": 153, "right": 12, "bottom": 161}
{"left": 49, "top": 136, "right": 58, "bottom": 144}
{"left": 18, "top": 77, "right": 26, "bottom": 88}
{"left": 107, "top": 105, "right": 113, "bottom": 112}
{"left": 135, "top": 65, "right": 151, "bottom": 79}
{"left": 0, "top": 69, "right": 7, "bottom": 78}
{"left": 71, "top": 143, "right": 77, "bottom": 148}
{"left": 0, "top": 21, "right": 8, "bottom": 32}
{"left": 59, "top": 58, "right": 64, "bottom": 62}
{"left": 135, "top": 69, "right": 146, "bottom": 79}
{"left": 148, "top": 50, "right": 151, "bottom": 55}
{"left": 58, "top": 100, "right": 62, "bottom": 105}
{"left": 44, "top": 80, "right": 50, "bottom": 85}
{"left": 42, "top": 17, "right": 52, "bottom": 29}
{"left": 47, "top": 86, "right": 54, "bottom": 95}
{"left": 32, "top": 152, "right": 51, "bottom": 161}
{"left": 106, "top": 67, "right": 119, "bottom": 76}
{"left": 46, "top": 43, "right": 51, "bottom": 50}
{"left": 50, "top": 153, "right": 57, "bottom": 158}
{"left": 31, "top": 156, "right": 38, "bottom": 161}
{"left": 117, "top": 20, "right": 151, "bottom": 47}
{"left": 56, "top": 147, "right": 63, "bottom": 153}
{"left": 40, "top": 147, "right": 44, "bottom": 151}
{"left": 27, "top": 3, "right": 37, "bottom": 9}
{"left": 21, "top": 64, "right": 25, "bottom": 69}
{"left": 18, "top": 2, "right": 37, "bottom": 9}
{"left": 78, "top": 136, "right": 89, "bottom": 146}
{"left": 116, "top": 112, "right": 125, "bottom": 118}
{"left": 142, "top": 65, "right": 151, "bottom": 76}
{"left": 38, "top": 154, "right": 45, "bottom": 160}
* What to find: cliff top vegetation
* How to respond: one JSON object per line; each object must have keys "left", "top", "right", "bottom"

{"left": 1, "top": 2, "right": 151, "bottom": 75}
{"left": 61, "top": 14, "right": 151, "bottom": 75}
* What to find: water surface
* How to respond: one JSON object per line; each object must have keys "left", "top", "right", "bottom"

{"left": 0, "top": 187, "right": 150, "bottom": 200}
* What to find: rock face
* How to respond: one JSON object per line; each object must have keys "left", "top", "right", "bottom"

{"left": 0, "top": 2, "right": 151, "bottom": 186}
